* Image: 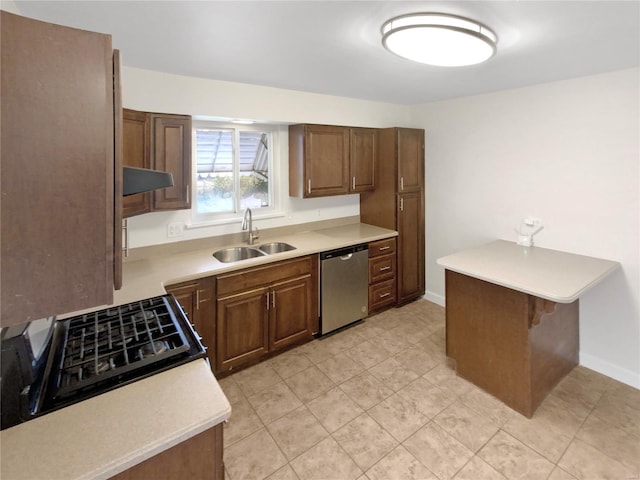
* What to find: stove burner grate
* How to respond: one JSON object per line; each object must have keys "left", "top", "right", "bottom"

{"left": 51, "top": 296, "right": 191, "bottom": 399}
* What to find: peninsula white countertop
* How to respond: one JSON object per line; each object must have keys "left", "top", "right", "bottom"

{"left": 1, "top": 221, "right": 397, "bottom": 480}
{"left": 437, "top": 240, "right": 620, "bottom": 303}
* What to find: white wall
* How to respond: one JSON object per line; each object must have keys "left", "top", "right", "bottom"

{"left": 414, "top": 68, "right": 640, "bottom": 387}
{"left": 121, "top": 67, "right": 412, "bottom": 248}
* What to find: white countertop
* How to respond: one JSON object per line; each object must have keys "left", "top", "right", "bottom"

{"left": 437, "top": 240, "right": 620, "bottom": 303}
{"left": 114, "top": 222, "right": 398, "bottom": 305}
{"left": 1, "top": 222, "right": 396, "bottom": 480}
{"left": 0, "top": 360, "right": 230, "bottom": 480}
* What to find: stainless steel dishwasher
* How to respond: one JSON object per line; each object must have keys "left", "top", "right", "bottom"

{"left": 320, "top": 243, "right": 369, "bottom": 335}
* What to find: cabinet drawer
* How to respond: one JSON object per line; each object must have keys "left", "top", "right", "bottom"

{"left": 369, "top": 254, "right": 396, "bottom": 283}
{"left": 369, "top": 238, "right": 396, "bottom": 258}
{"left": 369, "top": 279, "right": 396, "bottom": 311}
{"left": 217, "top": 255, "right": 315, "bottom": 297}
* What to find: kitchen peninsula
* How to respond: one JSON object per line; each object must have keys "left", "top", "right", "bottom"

{"left": 438, "top": 240, "right": 620, "bottom": 417}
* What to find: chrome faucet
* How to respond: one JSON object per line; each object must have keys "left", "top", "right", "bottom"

{"left": 241, "top": 208, "right": 259, "bottom": 245}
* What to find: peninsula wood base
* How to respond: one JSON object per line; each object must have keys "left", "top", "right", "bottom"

{"left": 445, "top": 270, "right": 579, "bottom": 418}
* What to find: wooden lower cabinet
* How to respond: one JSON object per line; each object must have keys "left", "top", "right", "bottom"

{"left": 368, "top": 238, "right": 397, "bottom": 312}
{"left": 110, "top": 423, "right": 224, "bottom": 480}
{"left": 165, "top": 277, "right": 216, "bottom": 367}
{"left": 216, "top": 256, "right": 318, "bottom": 373}
{"left": 445, "top": 270, "right": 579, "bottom": 418}
{"left": 397, "top": 191, "right": 425, "bottom": 304}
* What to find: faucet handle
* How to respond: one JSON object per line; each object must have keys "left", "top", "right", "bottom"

{"left": 252, "top": 228, "right": 260, "bottom": 242}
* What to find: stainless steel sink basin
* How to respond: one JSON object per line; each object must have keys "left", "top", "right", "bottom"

{"left": 213, "top": 246, "right": 266, "bottom": 263}
{"left": 257, "top": 242, "right": 297, "bottom": 255}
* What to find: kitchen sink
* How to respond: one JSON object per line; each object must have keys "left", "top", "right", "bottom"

{"left": 213, "top": 246, "right": 266, "bottom": 263}
{"left": 257, "top": 242, "right": 297, "bottom": 254}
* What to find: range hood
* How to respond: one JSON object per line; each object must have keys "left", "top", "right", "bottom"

{"left": 122, "top": 166, "right": 174, "bottom": 196}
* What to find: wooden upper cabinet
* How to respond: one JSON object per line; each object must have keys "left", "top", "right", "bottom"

{"left": 152, "top": 114, "right": 192, "bottom": 210}
{"left": 350, "top": 128, "right": 376, "bottom": 193}
{"left": 121, "top": 110, "right": 191, "bottom": 217}
{"left": 1, "top": 12, "right": 115, "bottom": 326}
{"left": 122, "top": 109, "right": 151, "bottom": 217}
{"left": 289, "top": 124, "right": 350, "bottom": 198}
{"left": 289, "top": 124, "right": 376, "bottom": 198}
{"left": 397, "top": 128, "right": 424, "bottom": 193}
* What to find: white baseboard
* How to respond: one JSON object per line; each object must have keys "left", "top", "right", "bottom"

{"left": 579, "top": 352, "right": 640, "bottom": 389}
{"left": 423, "top": 290, "right": 445, "bottom": 307}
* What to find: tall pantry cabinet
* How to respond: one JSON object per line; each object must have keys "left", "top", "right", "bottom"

{"left": 360, "top": 128, "right": 425, "bottom": 305}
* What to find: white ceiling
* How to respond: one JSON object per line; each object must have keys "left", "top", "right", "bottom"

{"left": 12, "top": 1, "right": 640, "bottom": 105}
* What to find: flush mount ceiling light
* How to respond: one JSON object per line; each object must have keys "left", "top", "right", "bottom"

{"left": 381, "top": 13, "right": 498, "bottom": 67}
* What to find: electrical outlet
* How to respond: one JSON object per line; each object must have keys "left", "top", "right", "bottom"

{"left": 167, "top": 222, "right": 185, "bottom": 238}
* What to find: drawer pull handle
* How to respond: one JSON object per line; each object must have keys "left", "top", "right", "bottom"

{"left": 379, "top": 246, "right": 390, "bottom": 251}
{"left": 379, "top": 292, "right": 391, "bottom": 298}
{"left": 379, "top": 266, "right": 391, "bottom": 271}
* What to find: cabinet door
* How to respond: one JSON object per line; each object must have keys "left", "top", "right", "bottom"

{"left": 293, "top": 124, "right": 349, "bottom": 197}
{"left": 122, "top": 109, "right": 151, "bottom": 217}
{"left": 217, "top": 287, "right": 269, "bottom": 372}
{"left": 397, "top": 191, "right": 425, "bottom": 304}
{"left": 1, "top": 12, "right": 114, "bottom": 325}
{"left": 166, "top": 278, "right": 216, "bottom": 368}
{"left": 397, "top": 128, "right": 424, "bottom": 193}
{"left": 152, "top": 114, "right": 192, "bottom": 210}
{"left": 269, "top": 274, "right": 314, "bottom": 352}
{"left": 349, "top": 128, "right": 376, "bottom": 192}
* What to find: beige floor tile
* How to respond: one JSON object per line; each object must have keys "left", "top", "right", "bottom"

{"left": 501, "top": 409, "right": 574, "bottom": 463}
{"left": 366, "top": 445, "right": 437, "bottom": 480}
{"left": 265, "top": 464, "right": 300, "bottom": 480}
{"left": 267, "top": 349, "right": 313, "bottom": 379}
{"left": 423, "top": 361, "right": 474, "bottom": 397}
{"left": 566, "top": 365, "right": 613, "bottom": 395}
{"left": 547, "top": 466, "right": 578, "bottom": 480}
{"left": 349, "top": 319, "right": 387, "bottom": 340}
{"left": 233, "top": 361, "right": 283, "bottom": 397}
{"left": 298, "top": 338, "right": 334, "bottom": 364}
{"left": 403, "top": 422, "right": 474, "bottom": 480}
{"left": 290, "top": 436, "right": 362, "bottom": 480}
{"left": 338, "top": 371, "right": 394, "bottom": 410}
{"left": 575, "top": 413, "right": 640, "bottom": 472}
{"left": 368, "top": 393, "right": 428, "bottom": 442}
{"left": 307, "top": 386, "right": 364, "bottom": 433}
{"left": 344, "top": 340, "right": 392, "bottom": 369}
{"left": 224, "top": 428, "right": 287, "bottom": 480}
{"left": 223, "top": 394, "right": 264, "bottom": 446}
{"left": 320, "top": 328, "right": 366, "bottom": 356}
{"left": 369, "top": 357, "right": 420, "bottom": 391}
{"left": 434, "top": 400, "right": 500, "bottom": 453}
{"left": 284, "top": 364, "right": 335, "bottom": 402}
{"left": 478, "top": 431, "right": 554, "bottom": 480}
{"left": 247, "top": 381, "right": 304, "bottom": 425}
{"left": 558, "top": 439, "right": 636, "bottom": 480}
{"left": 591, "top": 387, "right": 640, "bottom": 437}
{"left": 458, "top": 387, "right": 513, "bottom": 427}
{"left": 393, "top": 345, "right": 440, "bottom": 376}
{"left": 552, "top": 374, "right": 604, "bottom": 414}
{"left": 605, "top": 380, "right": 640, "bottom": 410}
{"left": 316, "top": 352, "right": 366, "bottom": 384}
{"left": 267, "top": 405, "right": 329, "bottom": 461}
{"left": 453, "top": 456, "right": 506, "bottom": 479}
{"left": 333, "top": 413, "right": 398, "bottom": 470}
{"left": 396, "top": 377, "right": 456, "bottom": 419}
{"left": 374, "top": 329, "right": 414, "bottom": 354}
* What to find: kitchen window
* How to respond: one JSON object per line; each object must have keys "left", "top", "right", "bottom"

{"left": 193, "top": 122, "right": 277, "bottom": 223}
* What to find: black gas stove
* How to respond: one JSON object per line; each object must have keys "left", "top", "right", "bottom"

{"left": 1, "top": 295, "right": 207, "bottom": 430}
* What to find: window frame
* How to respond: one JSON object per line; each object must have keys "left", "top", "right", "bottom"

{"left": 191, "top": 120, "right": 281, "bottom": 225}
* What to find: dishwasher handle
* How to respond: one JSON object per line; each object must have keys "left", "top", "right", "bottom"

{"left": 320, "top": 243, "right": 367, "bottom": 261}
{"left": 340, "top": 254, "right": 353, "bottom": 261}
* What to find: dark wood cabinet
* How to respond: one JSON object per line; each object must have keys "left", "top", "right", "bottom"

{"left": 289, "top": 124, "right": 376, "bottom": 198}
{"left": 216, "top": 256, "right": 318, "bottom": 373}
{"left": 109, "top": 424, "right": 224, "bottom": 480}
{"left": 360, "top": 127, "right": 425, "bottom": 307}
{"left": 152, "top": 114, "right": 192, "bottom": 210}
{"left": 165, "top": 277, "right": 216, "bottom": 367}
{"left": 1, "top": 12, "right": 116, "bottom": 325}
{"left": 121, "top": 110, "right": 191, "bottom": 217}
{"left": 368, "top": 238, "right": 397, "bottom": 312}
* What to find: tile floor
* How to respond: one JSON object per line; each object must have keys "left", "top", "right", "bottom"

{"left": 217, "top": 300, "right": 640, "bottom": 480}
